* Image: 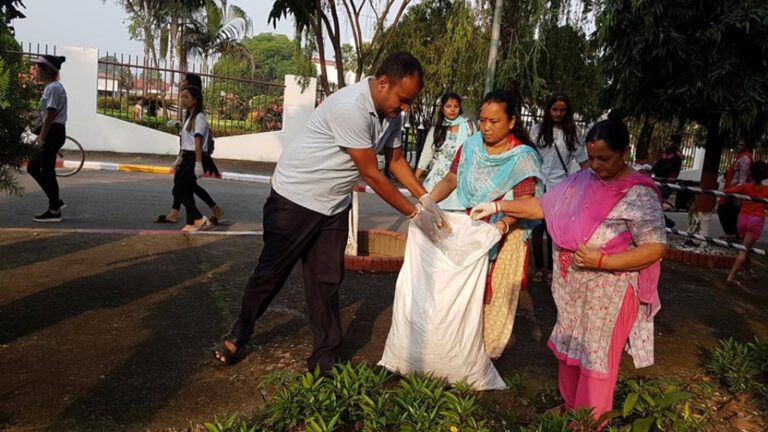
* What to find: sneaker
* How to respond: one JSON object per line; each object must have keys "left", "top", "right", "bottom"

{"left": 58, "top": 199, "right": 66, "bottom": 210}
{"left": 33, "top": 210, "right": 62, "bottom": 223}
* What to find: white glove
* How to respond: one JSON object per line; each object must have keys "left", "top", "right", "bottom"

{"left": 194, "top": 162, "right": 204, "bottom": 178}
{"left": 470, "top": 202, "right": 499, "bottom": 220}
{"left": 171, "top": 155, "right": 183, "bottom": 171}
{"left": 419, "top": 193, "right": 452, "bottom": 234}
{"left": 409, "top": 204, "right": 448, "bottom": 243}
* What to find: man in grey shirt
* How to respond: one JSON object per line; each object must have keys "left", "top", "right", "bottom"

{"left": 214, "top": 52, "right": 449, "bottom": 372}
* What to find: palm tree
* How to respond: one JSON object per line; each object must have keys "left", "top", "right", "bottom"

{"left": 185, "top": 0, "right": 254, "bottom": 75}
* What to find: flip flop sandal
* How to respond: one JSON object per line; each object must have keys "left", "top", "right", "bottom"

{"left": 213, "top": 336, "right": 242, "bottom": 365}
{"left": 153, "top": 215, "right": 178, "bottom": 224}
{"left": 531, "top": 270, "right": 544, "bottom": 282}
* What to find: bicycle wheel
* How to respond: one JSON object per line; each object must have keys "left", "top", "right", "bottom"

{"left": 55, "top": 136, "right": 85, "bottom": 177}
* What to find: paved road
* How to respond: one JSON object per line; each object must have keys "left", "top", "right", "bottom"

{"left": 1, "top": 155, "right": 764, "bottom": 248}
{"left": 0, "top": 169, "right": 409, "bottom": 234}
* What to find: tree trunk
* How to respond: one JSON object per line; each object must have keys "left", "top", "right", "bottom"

{"left": 634, "top": 116, "right": 655, "bottom": 164}
{"left": 484, "top": 0, "right": 503, "bottom": 94}
{"left": 695, "top": 116, "right": 722, "bottom": 214}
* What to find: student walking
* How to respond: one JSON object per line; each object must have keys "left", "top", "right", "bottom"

{"left": 175, "top": 86, "right": 212, "bottom": 231}
{"left": 213, "top": 52, "right": 450, "bottom": 373}
{"left": 155, "top": 73, "right": 224, "bottom": 224}
{"left": 27, "top": 55, "right": 68, "bottom": 222}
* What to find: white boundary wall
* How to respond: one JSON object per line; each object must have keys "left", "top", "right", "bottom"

{"left": 59, "top": 46, "right": 316, "bottom": 163}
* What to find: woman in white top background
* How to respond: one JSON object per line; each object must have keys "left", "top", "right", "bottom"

{"left": 529, "top": 93, "right": 590, "bottom": 282}
{"left": 28, "top": 55, "right": 68, "bottom": 223}
{"left": 175, "top": 85, "right": 212, "bottom": 231}
{"left": 414, "top": 92, "right": 475, "bottom": 211}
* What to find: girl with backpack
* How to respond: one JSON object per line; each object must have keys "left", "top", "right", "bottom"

{"left": 154, "top": 73, "right": 224, "bottom": 224}
{"left": 174, "top": 86, "right": 214, "bottom": 231}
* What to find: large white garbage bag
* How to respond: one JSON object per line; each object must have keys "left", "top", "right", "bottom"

{"left": 378, "top": 213, "right": 506, "bottom": 390}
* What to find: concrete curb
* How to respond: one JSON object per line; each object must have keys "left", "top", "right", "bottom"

{"left": 70, "top": 159, "right": 272, "bottom": 183}
{"left": 69, "top": 159, "right": 409, "bottom": 193}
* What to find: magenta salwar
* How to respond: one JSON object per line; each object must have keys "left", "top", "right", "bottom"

{"left": 539, "top": 169, "right": 666, "bottom": 420}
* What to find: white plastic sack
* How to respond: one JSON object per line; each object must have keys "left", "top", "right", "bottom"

{"left": 378, "top": 213, "right": 506, "bottom": 390}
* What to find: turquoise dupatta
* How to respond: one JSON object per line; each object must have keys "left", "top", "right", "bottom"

{"left": 456, "top": 133, "right": 543, "bottom": 244}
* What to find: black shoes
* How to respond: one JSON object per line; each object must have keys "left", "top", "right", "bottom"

{"left": 33, "top": 210, "right": 62, "bottom": 223}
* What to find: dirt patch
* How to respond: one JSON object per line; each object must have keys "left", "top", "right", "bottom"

{"left": 0, "top": 232, "right": 766, "bottom": 430}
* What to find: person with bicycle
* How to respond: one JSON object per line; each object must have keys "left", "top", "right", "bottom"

{"left": 28, "top": 55, "right": 67, "bottom": 222}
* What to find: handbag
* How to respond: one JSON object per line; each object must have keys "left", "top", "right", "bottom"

{"left": 29, "top": 105, "right": 64, "bottom": 136}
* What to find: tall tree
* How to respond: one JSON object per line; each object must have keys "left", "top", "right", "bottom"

{"left": 212, "top": 32, "right": 311, "bottom": 83}
{"left": 185, "top": 0, "right": 253, "bottom": 73}
{"left": 383, "top": 0, "right": 487, "bottom": 128}
{"left": 268, "top": 0, "right": 410, "bottom": 95}
{"left": 597, "top": 0, "right": 768, "bottom": 222}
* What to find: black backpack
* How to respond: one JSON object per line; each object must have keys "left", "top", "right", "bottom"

{"left": 206, "top": 128, "right": 215, "bottom": 155}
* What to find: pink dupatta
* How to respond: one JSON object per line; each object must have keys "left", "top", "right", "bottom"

{"left": 539, "top": 169, "right": 663, "bottom": 318}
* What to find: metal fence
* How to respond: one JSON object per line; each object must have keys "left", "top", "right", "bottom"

{"left": 96, "top": 52, "right": 285, "bottom": 137}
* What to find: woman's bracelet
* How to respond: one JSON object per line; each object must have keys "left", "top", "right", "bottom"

{"left": 494, "top": 201, "right": 500, "bottom": 214}
{"left": 597, "top": 253, "right": 606, "bottom": 269}
{"left": 407, "top": 206, "right": 419, "bottom": 219}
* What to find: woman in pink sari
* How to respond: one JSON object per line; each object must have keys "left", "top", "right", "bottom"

{"left": 470, "top": 117, "right": 667, "bottom": 419}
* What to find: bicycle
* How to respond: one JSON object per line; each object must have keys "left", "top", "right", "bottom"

{"left": 55, "top": 135, "right": 85, "bottom": 177}
{"left": 22, "top": 129, "right": 85, "bottom": 177}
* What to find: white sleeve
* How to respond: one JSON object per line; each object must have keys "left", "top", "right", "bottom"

{"left": 194, "top": 113, "right": 208, "bottom": 138}
{"left": 416, "top": 127, "right": 436, "bottom": 170}
{"left": 573, "top": 129, "right": 588, "bottom": 163}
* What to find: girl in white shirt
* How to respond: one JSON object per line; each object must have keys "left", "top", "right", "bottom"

{"left": 28, "top": 55, "right": 68, "bottom": 222}
{"left": 530, "top": 93, "right": 589, "bottom": 282}
{"left": 175, "top": 86, "right": 212, "bottom": 231}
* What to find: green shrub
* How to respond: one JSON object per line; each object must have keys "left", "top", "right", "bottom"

{"left": 610, "top": 378, "right": 700, "bottom": 431}
{"left": 706, "top": 338, "right": 763, "bottom": 393}
{"left": 207, "top": 363, "right": 493, "bottom": 432}
{"left": 521, "top": 408, "right": 604, "bottom": 432}
{"left": 96, "top": 96, "right": 122, "bottom": 110}
{"left": 0, "top": 26, "right": 34, "bottom": 195}
{"left": 204, "top": 414, "right": 256, "bottom": 432}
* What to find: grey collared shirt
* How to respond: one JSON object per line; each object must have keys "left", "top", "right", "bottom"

{"left": 272, "top": 78, "right": 402, "bottom": 215}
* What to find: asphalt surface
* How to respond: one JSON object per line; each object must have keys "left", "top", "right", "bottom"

{"left": 1, "top": 152, "right": 768, "bottom": 431}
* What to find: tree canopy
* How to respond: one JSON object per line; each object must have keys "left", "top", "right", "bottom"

{"left": 213, "top": 33, "right": 310, "bottom": 83}
{"left": 597, "top": 0, "right": 768, "bottom": 211}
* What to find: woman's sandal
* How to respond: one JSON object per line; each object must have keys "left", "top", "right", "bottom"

{"left": 531, "top": 269, "right": 544, "bottom": 282}
{"left": 153, "top": 214, "right": 178, "bottom": 224}
{"left": 213, "top": 336, "right": 242, "bottom": 365}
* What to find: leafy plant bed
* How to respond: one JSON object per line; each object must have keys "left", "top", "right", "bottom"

{"left": 202, "top": 338, "right": 768, "bottom": 431}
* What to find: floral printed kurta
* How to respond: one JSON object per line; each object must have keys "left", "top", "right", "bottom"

{"left": 547, "top": 185, "right": 667, "bottom": 377}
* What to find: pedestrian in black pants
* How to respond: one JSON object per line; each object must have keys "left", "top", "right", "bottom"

{"left": 213, "top": 52, "right": 451, "bottom": 373}
{"left": 155, "top": 72, "right": 224, "bottom": 225}
{"left": 28, "top": 55, "right": 68, "bottom": 223}
{"left": 175, "top": 86, "right": 211, "bottom": 231}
